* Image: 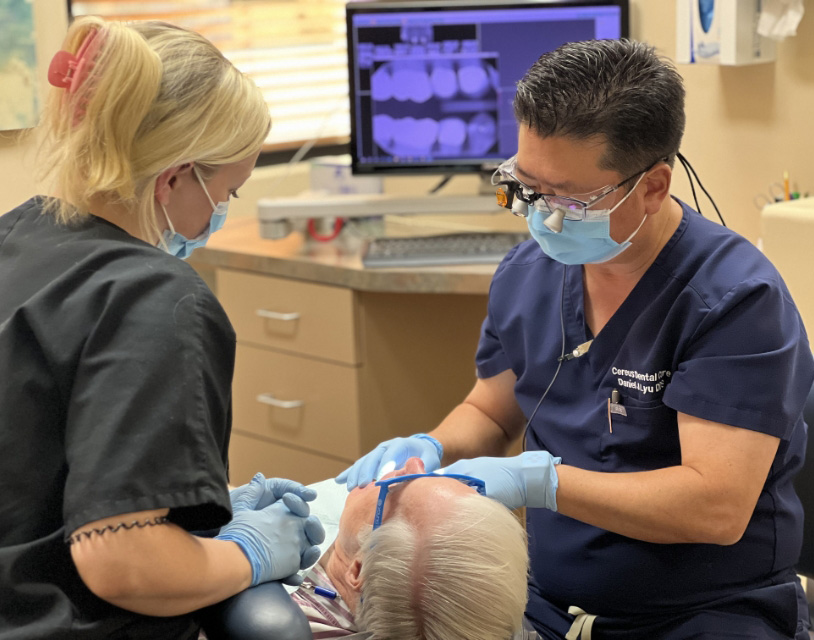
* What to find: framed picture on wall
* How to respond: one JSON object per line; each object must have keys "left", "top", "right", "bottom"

{"left": 0, "top": 0, "right": 39, "bottom": 130}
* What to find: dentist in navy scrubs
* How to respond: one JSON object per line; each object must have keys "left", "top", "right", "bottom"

{"left": 338, "top": 39, "right": 814, "bottom": 639}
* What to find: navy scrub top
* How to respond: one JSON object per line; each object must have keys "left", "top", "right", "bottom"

{"left": 477, "top": 200, "right": 814, "bottom": 637}
{"left": 0, "top": 198, "right": 234, "bottom": 639}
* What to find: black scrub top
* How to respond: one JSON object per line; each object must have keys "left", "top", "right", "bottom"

{"left": 0, "top": 197, "right": 234, "bottom": 639}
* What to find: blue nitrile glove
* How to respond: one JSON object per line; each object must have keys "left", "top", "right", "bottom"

{"left": 335, "top": 434, "right": 443, "bottom": 490}
{"left": 442, "top": 451, "right": 561, "bottom": 511}
{"left": 228, "top": 473, "right": 318, "bottom": 511}
{"left": 216, "top": 474, "right": 326, "bottom": 586}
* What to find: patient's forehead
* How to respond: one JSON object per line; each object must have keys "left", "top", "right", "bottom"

{"left": 393, "top": 475, "right": 476, "bottom": 521}
{"left": 338, "top": 458, "right": 479, "bottom": 544}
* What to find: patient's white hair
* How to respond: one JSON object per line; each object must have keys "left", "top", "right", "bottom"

{"left": 356, "top": 493, "right": 528, "bottom": 639}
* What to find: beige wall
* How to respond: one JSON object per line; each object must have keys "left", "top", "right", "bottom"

{"left": 0, "top": 0, "right": 68, "bottom": 211}
{"left": 2, "top": 0, "right": 811, "bottom": 244}
{"left": 632, "top": 0, "right": 813, "bottom": 242}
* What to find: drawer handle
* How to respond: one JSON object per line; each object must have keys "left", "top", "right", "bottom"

{"left": 256, "top": 393, "right": 304, "bottom": 409}
{"left": 256, "top": 309, "right": 300, "bottom": 321}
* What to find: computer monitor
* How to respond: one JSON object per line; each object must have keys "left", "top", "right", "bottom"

{"left": 346, "top": 0, "right": 629, "bottom": 176}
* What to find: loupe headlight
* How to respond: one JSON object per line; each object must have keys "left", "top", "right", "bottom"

{"left": 495, "top": 181, "right": 531, "bottom": 218}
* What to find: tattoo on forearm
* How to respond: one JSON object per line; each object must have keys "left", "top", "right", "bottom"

{"left": 67, "top": 516, "right": 170, "bottom": 545}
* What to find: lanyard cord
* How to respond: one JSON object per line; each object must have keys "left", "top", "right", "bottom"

{"left": 522, "top": 264, "right": 567, "bottom": 453}
{"left": 676, "top": 152, "right": 726, "bottom": 227}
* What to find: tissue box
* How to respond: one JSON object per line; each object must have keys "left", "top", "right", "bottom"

{"left": 676, "top": 0, "right": 776, "bottom": 65}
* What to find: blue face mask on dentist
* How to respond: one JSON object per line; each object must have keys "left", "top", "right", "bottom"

{"left": 160, "top": 166, "right": 229, "bottom": 260}
{"left": 526, "top": 171, "right": 648, "bottom": 265}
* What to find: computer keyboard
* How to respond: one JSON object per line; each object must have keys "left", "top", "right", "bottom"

{"left": 361, "top": 231, "right": 530, "bottom": 268}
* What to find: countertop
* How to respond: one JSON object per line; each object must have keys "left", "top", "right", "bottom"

{"left": 189, "top": 214, "right": 526, "bottom": 295}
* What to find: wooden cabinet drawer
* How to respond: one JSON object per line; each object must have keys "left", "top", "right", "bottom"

{"left": 229, "top": 431, "right": 349, "bottom": 486}
{"left": 217, "top": 268, "right": 359, "bottom": 364}
{"left": 232, "top": 343, "right": 360, "bottom": 460}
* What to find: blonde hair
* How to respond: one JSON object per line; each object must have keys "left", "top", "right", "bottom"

{"left": 356, "top": 494, "right": 529, "bottom": 639}
{"left": 38, "top": 17, "right": 271, "bottom": 239}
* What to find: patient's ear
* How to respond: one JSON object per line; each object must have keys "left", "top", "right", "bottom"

{"left": 346, "top": 558, "right": 363, "bottom": 592}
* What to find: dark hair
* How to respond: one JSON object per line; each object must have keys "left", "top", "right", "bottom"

{"left": 513, "top": 39, "right": 685, "bottom": 176}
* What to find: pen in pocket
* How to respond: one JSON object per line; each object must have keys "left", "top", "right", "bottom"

{"left": 607, "top": 388, "right": 627, "bottom": 433}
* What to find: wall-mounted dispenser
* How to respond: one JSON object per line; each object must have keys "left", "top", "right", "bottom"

{"left": 676, "top": 0, "right": 777, "bottom": 65}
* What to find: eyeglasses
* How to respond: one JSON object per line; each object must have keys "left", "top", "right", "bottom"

{"left": 491, "top": 155, "right": 667, "bottom": 220}
{"left": 372, "top": 472, "right": 487, "bottom": 530}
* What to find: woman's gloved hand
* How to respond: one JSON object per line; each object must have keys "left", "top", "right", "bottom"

{"left": 442, "top": 451, "right": 562, "bottom": 511}
{"left": 216, "top": 474, "right": 326, "bottom": 586}
{"left": 228, "top": 473, "right": 317, "bottom": 511}
{"left": 335, "top": 434, "right": 443, "bottom": 490}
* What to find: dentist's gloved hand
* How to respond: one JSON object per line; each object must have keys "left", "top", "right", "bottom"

{"left": 335, "top": 434, "right": 443, "bottom": 490}
{"left": 216, "top": 474, "right": 325, "bottom": 586}
{"left": 228, "top": 473, "right": 317, "bottom": 511}
{"left": 442, "top": 451, "right": 562, "bottom": 511}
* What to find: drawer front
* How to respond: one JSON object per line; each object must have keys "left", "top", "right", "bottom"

{"left": 233, "top": 343, "right": 360, "bottom": 460}
{"left": 229, "top": 431, "right": 349, "bottom": 486}
{"left": 217, "top": 268, "right": 358, "bottom": 364}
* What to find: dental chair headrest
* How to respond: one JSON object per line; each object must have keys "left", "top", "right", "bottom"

{"left": 199, "top": 581, "right": 312, "bottom": 640}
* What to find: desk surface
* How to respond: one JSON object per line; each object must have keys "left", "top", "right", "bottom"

{"left": 189, "top": 215, "right": 523, "bottom": 295}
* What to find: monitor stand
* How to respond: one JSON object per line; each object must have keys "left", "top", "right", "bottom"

{"left": 259, "top": 191, "right": 499, "bottom": 220}
{"left": 258, "top": 190, "right": 501, "bottom": 239}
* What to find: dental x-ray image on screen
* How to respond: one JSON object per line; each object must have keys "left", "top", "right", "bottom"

{"left": 346, "top": 0, "right": 629, "bottom": 175}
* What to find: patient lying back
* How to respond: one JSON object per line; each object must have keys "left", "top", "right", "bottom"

{"left": 291, "top": 457, "right": 529, "bottom": 639}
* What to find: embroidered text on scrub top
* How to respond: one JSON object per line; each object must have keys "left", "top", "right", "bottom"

{"left": 611, "top": 367, "right": 672, "bottom": 397}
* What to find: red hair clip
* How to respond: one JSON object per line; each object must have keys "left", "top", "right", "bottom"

{"left": 48, "top": 29, "right": 102, "bottom": 94}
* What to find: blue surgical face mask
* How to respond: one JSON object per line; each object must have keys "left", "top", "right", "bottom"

{"left": 159, "top": 166, "right": 229, "bottom": 259}
{"left": 526, "top": 172, "right": 647, "bottom": 265}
